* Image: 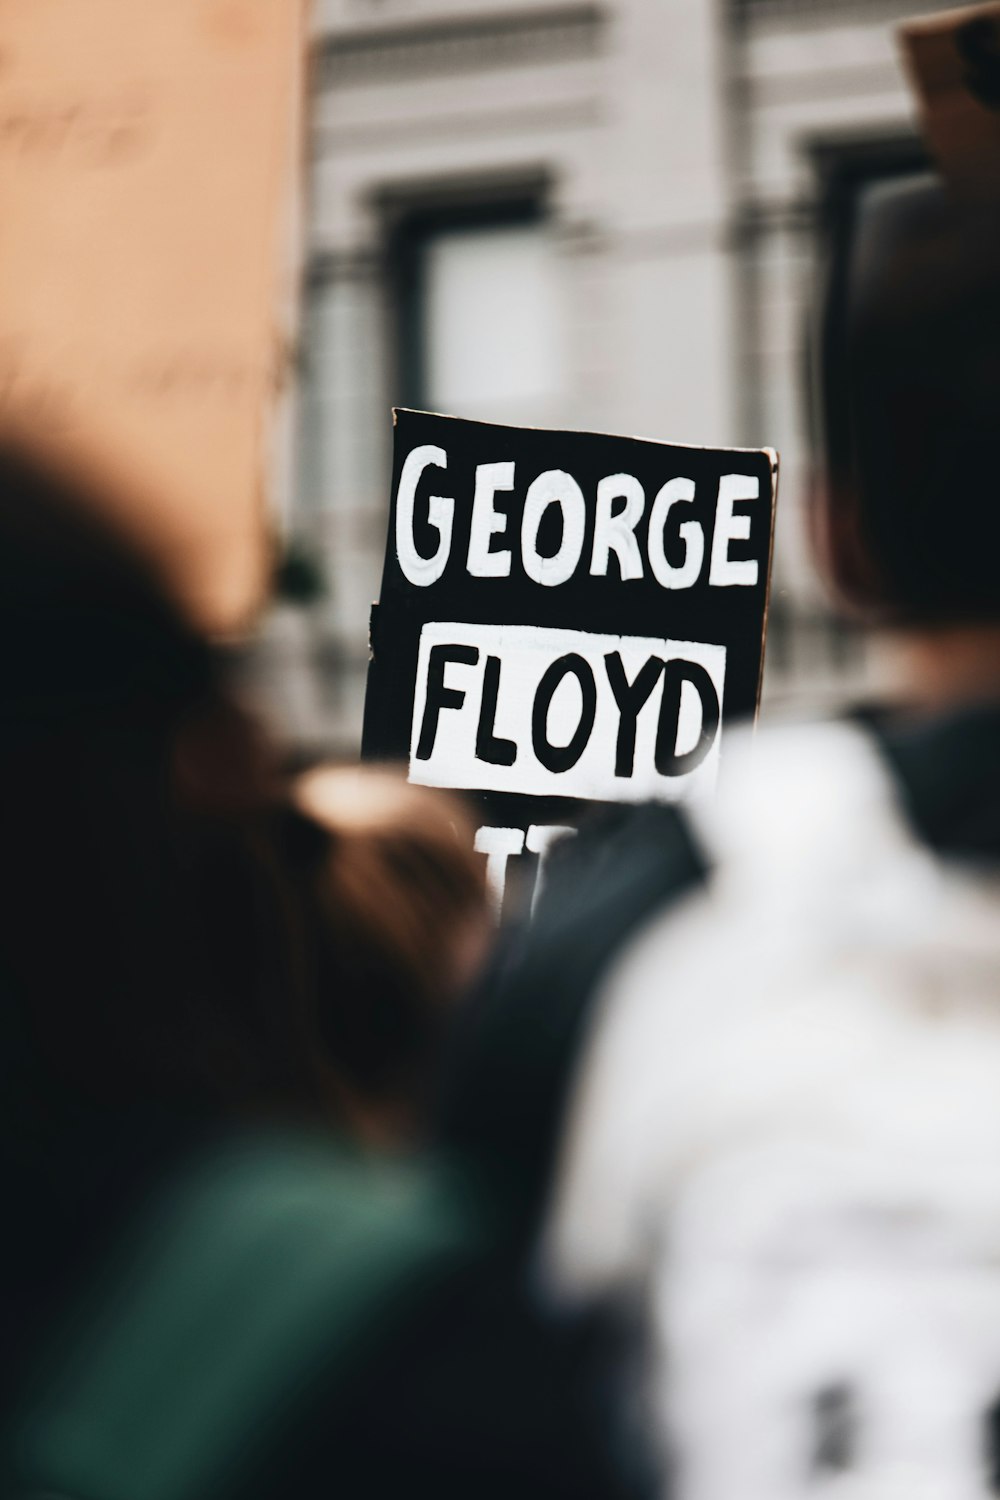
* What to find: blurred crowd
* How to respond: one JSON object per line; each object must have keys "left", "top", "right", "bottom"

{"left": 3, "top": 23, "right": 1000, "bottom": 1500}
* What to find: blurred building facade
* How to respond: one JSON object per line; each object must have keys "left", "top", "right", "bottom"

{"left": 258, "top": 0, "right": 942, "bottom": 756}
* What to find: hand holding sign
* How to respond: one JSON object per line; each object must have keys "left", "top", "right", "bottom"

{"left": 901, "top": 3, "right": 1000, "bottom": 201}
{"left": 363, "top": 410, "right": 778, "bottom": 916}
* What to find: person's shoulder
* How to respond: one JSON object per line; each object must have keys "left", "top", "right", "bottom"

{"left": 713, "top": 701, "right": 1000, "bottom": 868}
{"left": 542, "top": 714, "right": 916, "bottom": 1293}
{"left": 4, "top": 1131, "right": 479, "bottom": 1500}
{"left": 547, "top": 707, "right": 1000, "bottom": 1304}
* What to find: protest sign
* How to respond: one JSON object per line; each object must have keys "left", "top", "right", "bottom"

{"left": 362, "top": 409, "right": 778, "bottom": 914}
{"left": 901, "top": 3, "right": 1000, "bottom": 200}
{"left": 0, "top": 0, "right": 308, "bottom": 631}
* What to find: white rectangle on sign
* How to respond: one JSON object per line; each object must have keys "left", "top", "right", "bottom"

{"left": 408, "top": 622, "right": 726, "bottom": 804}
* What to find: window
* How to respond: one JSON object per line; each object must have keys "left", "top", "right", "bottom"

{"left": 393, "top": 202, "right": 566, "bottom": 429}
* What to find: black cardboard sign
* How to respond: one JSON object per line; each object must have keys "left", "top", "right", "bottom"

{"left": 362, "top": 409, "right": 778, "bottom": 911}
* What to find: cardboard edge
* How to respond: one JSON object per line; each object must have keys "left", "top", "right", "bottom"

{"left": 897, "top": 1, "right": 1000, "bottom": 41}
{"left": 752, "top": 447, "right": 781, "bottom": 726}
{"left": 391, "top": 406, "right": 779, "bottom": 462}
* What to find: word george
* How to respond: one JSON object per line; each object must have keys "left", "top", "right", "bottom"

{"left": 395, "top": 444, "right": 760, "bottom": 591}
{"left": 408, "top": 622, "right": 727, "bottom": 805}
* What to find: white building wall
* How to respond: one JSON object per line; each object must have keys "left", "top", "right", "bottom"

{"left": 734, "top": 0, "right": 936, "bottom": 709}
{"left": 252, "top": 0, "right": 951, "bottom": 756}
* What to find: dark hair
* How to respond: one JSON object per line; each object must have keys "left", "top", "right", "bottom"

{"left": 816, "top": 173, "right": 1000, "bottom": 623}
{"left": 291, "top": 768, "right": 490, "bottom": 1127}
{"left": 0, "top": 443, "right": 330, "bottom": 1127}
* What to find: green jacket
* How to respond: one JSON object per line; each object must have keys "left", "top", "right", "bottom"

{"left": 1, "top": 1133, "right": 479, "bottom": 1500}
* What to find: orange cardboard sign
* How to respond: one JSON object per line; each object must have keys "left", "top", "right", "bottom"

{"left": 0, "top": 0, "right": 308, "bottom": 631}
{"left": 901, "top": 3, "right": 1000, "bottom": 202}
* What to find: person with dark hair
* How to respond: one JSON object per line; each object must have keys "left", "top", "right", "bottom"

{"left": 0, "top": 449, "right": 329, "bottom": 1121}
{"left": 435, "top": 173, "right": 1000, "bottom": 1496}
{"left": 0, "top": 442, "right": 642, "bottom": 1500}
{"left": 0, "top": 444, "right": 331, "bottom": 1401}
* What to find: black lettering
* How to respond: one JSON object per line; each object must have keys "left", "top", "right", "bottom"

{"left": 475, "top": 655, "right": 517, "bottom": 766}
{"left": 415, "top": 643, "right": 479, "bottom": 760}
{"left": 532, "top": 653, "right": 597, "bottom": 773}
{"left": 604, "top": 653, "right": 665, "bottom": 778}
{"left": 654, "top": 660, "right": 720, "bottom": 776}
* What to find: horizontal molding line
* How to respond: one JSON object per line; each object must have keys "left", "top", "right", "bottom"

{"left": 317, "top": 4, "right": 607, "bottom": 85}
{"left": 732, "top": 0, "right": 948, "bottom": 20}
{"left": 302, "top": 203, "right": 819, "bottom": 286}
{"left": 314, "top": 100, "right": 604, "bottom": 151}
{"left": 305, "top": 220, "right": 740, "bottom": 286}
{"left": 740, "top": 63, "right": 902, "bottom": 103}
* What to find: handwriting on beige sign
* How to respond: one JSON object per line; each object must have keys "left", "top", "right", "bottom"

{"left": 0, "top": 95, "right": 152, "bottom": 165}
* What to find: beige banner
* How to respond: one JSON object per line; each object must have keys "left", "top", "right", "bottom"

{"left": 0, "top": 0, "right": 309, "bottom": 631}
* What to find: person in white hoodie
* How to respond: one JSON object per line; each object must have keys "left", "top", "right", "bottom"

{"left": 441, "top": 175, "right": 1000, "bottom": 1500}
